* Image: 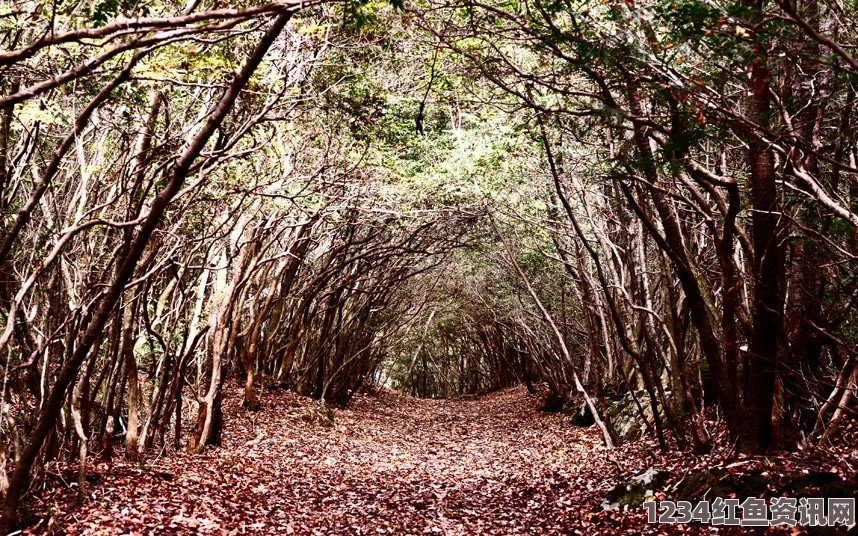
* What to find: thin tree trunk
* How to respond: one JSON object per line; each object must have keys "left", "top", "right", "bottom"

{"left": 491, "top": 215, "right": 615, "bottom": 448}
{"left": 1, "top": 13, "right": 293, "bottom": 530}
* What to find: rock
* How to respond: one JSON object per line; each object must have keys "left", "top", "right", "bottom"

{"left": 568, "top": 391, "right": 665, "bottom": 437}
{"left": 539, "top": 391, "right": 565, "bottom": 413}
{"left": 602, "top": 469, "right": 671, "bottom": 510}
{"left": 569, "top": 402, "right": 595, "bottom": 427}
{"left": 675, "top": 468, "right": 726, "bottom": 501}
{"left": 676, "top": 468, "right": 768, "bottom": 502}
{"left": 783, "top": 471, "right": 858, "bottom": 500}
{"left": 604, "top": 390, "right": 666, "bottom": 442}
{"left": 711, "top": 472, "right": 769, "bottom": 498}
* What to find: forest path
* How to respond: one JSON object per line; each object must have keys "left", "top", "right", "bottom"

{"left": 44, "top": 386, "right": 651, "bottom": 535}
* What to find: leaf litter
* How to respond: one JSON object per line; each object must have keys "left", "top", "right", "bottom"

{"left": 23, "top": 386, "right": 857, "bottom": 535}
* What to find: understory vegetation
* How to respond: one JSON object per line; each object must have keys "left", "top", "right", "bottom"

{"left": 1, "top": 0, "right": 858, "bottom": 531}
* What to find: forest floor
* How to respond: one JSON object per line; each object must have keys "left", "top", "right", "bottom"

{"left": 24, "top": 386, "right": 858, "bottom": 535}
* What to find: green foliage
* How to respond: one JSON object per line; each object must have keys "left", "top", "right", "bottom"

{"left": 653, "top": 0, "right": 722, "bottom": 44}
{"left": 828, "top": 218, "right": 854, "bottom": 239}
{"left": 85, "top": 0, "right": 148, "bottom": 26}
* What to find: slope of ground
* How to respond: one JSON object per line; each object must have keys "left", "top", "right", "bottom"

{"left": 24, "top": 386, "right": 857, "bottom": 535}
{"left": 25, "top": 386, "right": 648, "bottom": 535}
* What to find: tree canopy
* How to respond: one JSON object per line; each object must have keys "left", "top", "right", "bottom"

{"left": 1, "top": 0, "right": 858, "bottom": 530}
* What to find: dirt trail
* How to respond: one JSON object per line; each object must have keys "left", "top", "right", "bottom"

{"left": 34, "top": 386, "right": 656, "bottom": 535}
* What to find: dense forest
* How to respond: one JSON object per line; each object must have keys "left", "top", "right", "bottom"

{"left": 1, "top": 0, "right": 857, "bottom": 532}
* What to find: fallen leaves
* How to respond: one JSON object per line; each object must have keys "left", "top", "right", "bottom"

{"left": 21, "top": 386, "right": 857, "bottom": 535}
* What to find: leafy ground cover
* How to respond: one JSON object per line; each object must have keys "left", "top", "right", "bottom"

{"left": 24, "top": 386, "right": 857, "bottom": 535}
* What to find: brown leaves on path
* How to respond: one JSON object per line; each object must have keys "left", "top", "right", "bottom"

{"left": 28, "top": 387, "right": 720, "bottom": 535}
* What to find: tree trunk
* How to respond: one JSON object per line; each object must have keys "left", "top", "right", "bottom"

{"left": 742, "top": 24, "right": 782, "bottom": 454}
{"left": 0, "top": 13, "right": 292, "bottom": 530}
